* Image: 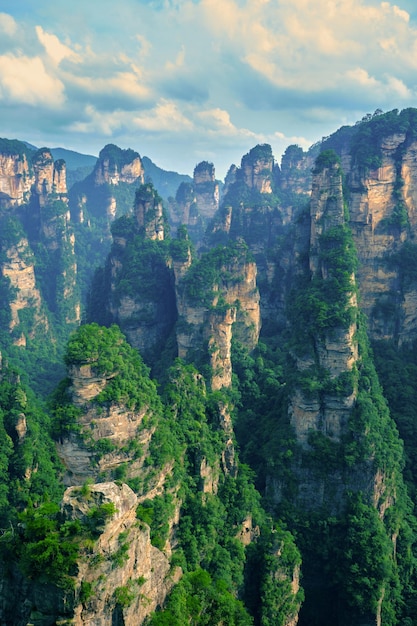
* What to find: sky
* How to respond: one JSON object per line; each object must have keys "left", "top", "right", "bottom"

{"left": 1, "top": 0, "right": 417, "bottom": 179}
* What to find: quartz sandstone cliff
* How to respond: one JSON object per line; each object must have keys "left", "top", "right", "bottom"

{"left": 62, "top": 483, "right": 180, "bottom": 626}
{"left": 56, "top": 362, "right": 155, "bottom": 486}
{"left": 170, "top": 161, "right": 219, "bottom": 247}
{"left": 174, "top": 243, "right": 261, "bottom": 391}
{"left": 0, "top": 483, "right": 179, "bottom": 626}
{"left": 0, "top": 151, "right": 32, "bottom": 206}
{"left": 285, "top": 157, "right": 360, "bottom": 510}
{"left": 107, "top": 184, "right": 176, "bottom": 356}
{"left": 71, "top": 144, "right": 145, "bottom": 224}
{"left": 0, "top": 143, "right": 80, "bottom": 337}
{"left": 279, "top": 152, "right": 401, "bottom": 626}
{"left": 50, "top": 346, "right": 180, "bottom": 626}
{"left": 1, "top": 237, "right": 48, "bottom": 345}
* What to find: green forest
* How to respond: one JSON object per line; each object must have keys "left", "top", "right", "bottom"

{"left": 2, "top": 109, "right": 417, "bottom": 625}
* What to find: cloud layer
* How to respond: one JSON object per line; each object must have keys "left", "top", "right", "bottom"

{"left": 0, "top": 0, "right": 417, "bottom": 177}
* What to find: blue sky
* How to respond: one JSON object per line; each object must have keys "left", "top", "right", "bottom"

{"left": 1, "top": 0, "right": 417, "bottom": 178}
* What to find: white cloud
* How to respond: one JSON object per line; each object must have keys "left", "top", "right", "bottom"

{"left": 198, "top": 108, "right": 236, "bottom": 132}
{"left": 386, "top": 75, "right": 411, "bottom": 98}
{"left": 2, "top": 0, "right": 417, "bottom": 177}
{"left": 382, "top": 2, "right": 410, "bottom": 22}
{"left": 135, "top": 34, "right": 152, "bottom": 59}
{"left": 166, "top": 45, "right": 186, "bottom": 71}
{"left": 68, "top": 105, "right": 126, "bottom": 135}
{"left": 197, "top": 108, "right": 259, "bottom": 143}
{"left": 346, "top": 67, "right": 380, "bottom": 88}
{"left": 198, "top": 0, "right": 417, "bottom": 94}
{"left": 69, "top": 70, "right": 151, "bottom": 102}
{"left": 133, "top": 99, "right": 193, "bottom": 131}
{"left": 36, "top": 26, "right": 81, "bottom": 66}
{"left": 0, "top": 54, "right": 65, "bottom": 106}
{"left": 0, "top": 12, "right": 16, "bottom": 36}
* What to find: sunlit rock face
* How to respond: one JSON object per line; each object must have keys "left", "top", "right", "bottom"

{"left": 3, "top": 482, "right": 178, "bottom": 626}
{"left": 316, "top": 128, "right": 417, "bottom": 344}
{"left": 0, "top": 153, "right": 32, "bottom": 206}
{"left": 290, "top": 158, "right": 358, "bottom": 450}
{"left": 61, "top": 482, "right": 178, "bottom": 626}
{"left": 240, "top": 144, "right": 275, "bottom": 194}
{"left": 93, "top": 145, "right": 144, "bottom": 186}
{"left": 0, "top": 143, "right": 68, "bottom": 208}
{"left": 170, "top": 161, "right": 219, "bottom": 247}
{"left": 32, "top": 148, "right": 68, "bottom": 206}
{"left": 174, "top": 248, "right": 260, "bottom": 391}
{"left": 56, "top": 360, "right": 157, "bottom": 486}
{"left": 273, "top": 127, "right": 417, "bottom": 345}
{"left": 193, "top": 161, "right": 219, "bottom": 220}
{"left": 1, "top": 237, "right": 48, "bottom": 344}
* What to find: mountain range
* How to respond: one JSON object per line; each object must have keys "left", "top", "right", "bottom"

{"left": 1, "top": 108, "right": 417, "bottom": 625}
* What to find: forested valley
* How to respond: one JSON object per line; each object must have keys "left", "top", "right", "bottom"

{"left": 2, "top": 109, "right": 417, "bottom": 625}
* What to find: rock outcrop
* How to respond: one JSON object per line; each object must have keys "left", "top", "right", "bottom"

{"left": 314, "top": 113, "right": 417, "bottom": 345}
{"left": 174, "top": 241, "right": 261, "bottom": 390}
{"left": 280, "top": 148, "right": 398, "bottom": 518}
{"left": 241, "top": 144, "right": 275, "bottom": 194}
{"left": 170, "top": 161, "right": 220, "bottom": 247}
{"left": 61, "top": 482, "right": 178, "bottom": 626}
{"left": 193, "top": 161, "right": 219, "bottom": 219}
{"left": 134, "top": 182, "right": 165, "bottom": 241}
{"left": 1, "top": 483, "right": 179, "bottom": 626}
{"left": 0, "top": 140, "right": 81, "bottom": 336}
{"left": 56, "top": 357, "right": 158, "bottom": 486}
{"left": 93, "top": 144, "right": 144, "bottom": 187}
{"left": 105, "top": 184, "right": 176, "bottom": 357}
{"left": 1, "top": 236, "right": 48, "bottom": 345}
{"left": 0, "top": 148, "right": 32, "bottom": 206}
{"left": 285, "top": 154, "right": 360, "bottom": 511}
{"left": 32, "top": 148, "right": 68, "bottom": 207}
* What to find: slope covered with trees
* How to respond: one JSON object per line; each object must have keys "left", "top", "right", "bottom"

{"left": 2, "top": 110, "right": 417, "bottom": 624}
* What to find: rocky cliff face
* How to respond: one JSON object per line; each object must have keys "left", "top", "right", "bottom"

{"left": 174, "top": 242, "right": 261, "bottom": 390}
{"left": 94, "top": 145, "right": 144, "bottom": 186}
{"left": 57, "top": 360, "right": 156, "bottom": 486}
{"left": 1, "top": 236, "right": 48, "bottom": 345}
{"left": 69, "top": 144, "right": 145, "bottom": 227}
{"left": 92, "top": 144, "right": 144, "bottom": 221}
{"left": 32, "top": 148, "right": 68, "bottom": 207}
{"left": 285, "top": 155, "right": 360, "bottom": 511}
{"left": 193, "top": 161, "right": 220, "bottom": 219}
{"left": 241, "top": 144, "right": 275, "bottom": 194}
{"left": 134, "top": 182, "right": 165, "bottom": 241}
{"left": 62, "top": 482, "right": 179, "bottom": 626}
{"left": 280, "top": 150, "right": 399, "bottom": 521}
{"left": 170, "top": 161, "right": 220, "bottom": 247}
{"left": 306, "top": 114, "right": 417, "bottom": 346}
{"left": 349, "top": 140, "right": 417, "bottom": 346}
{"left": 105, "top": 185, "right": 176, "bottom": 357}
{"left": 0, "top": 141, "right": 81, "bottom": 337}
{"left": 1, "top": 482, "right": 178, "bottom": 626}
{"left": 0, "top": 143, "right": 68, "bottom": 210}
{"left": 280, "top": 144, "right": 315, "bottom": 198}
{"left": 43, "top": 329, "right": 181, "bottom": 626}
{"left": 0, "top": 151, "right": 32, "bottom": 206}
{"left": 270, "top": 147, "right": 405, "bottom": 626}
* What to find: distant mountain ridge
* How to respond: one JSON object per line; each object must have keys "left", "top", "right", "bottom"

{"left": 22, "top": 142, "right": 192, "bottom": 199}
{"left": 50, "top": 147, "right": 98, "bottom": 170}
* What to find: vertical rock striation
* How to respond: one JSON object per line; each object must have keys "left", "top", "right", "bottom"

{"left": 174, "top": 241, "right": 261, "bottom": 390}
{"left": 286, "top": 152, "right": 360, "bottom": 510}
